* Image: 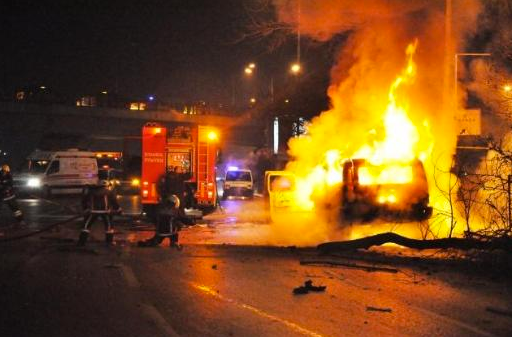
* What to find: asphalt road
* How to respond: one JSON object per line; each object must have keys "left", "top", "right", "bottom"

{"left": 0, "top": 194, "right": 511, "bottom": 336}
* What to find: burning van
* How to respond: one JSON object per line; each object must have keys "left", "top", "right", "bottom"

{"left": 341, "top": 158, "right": 432, "bottom": 221}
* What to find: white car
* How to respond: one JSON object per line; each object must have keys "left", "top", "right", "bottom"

{"left": 14, "top": 149, "right": 98, "bottom": 196}
{"left": 222, "top": 168, "right": 253, "bottom": 200}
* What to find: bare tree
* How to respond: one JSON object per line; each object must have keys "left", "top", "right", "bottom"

{"left": 431, "top": 154, "right": 459, "bottom": 238}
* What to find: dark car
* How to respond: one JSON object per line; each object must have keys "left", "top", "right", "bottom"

{"left": 341, "top": 158, "right": 432, "bottom": 221}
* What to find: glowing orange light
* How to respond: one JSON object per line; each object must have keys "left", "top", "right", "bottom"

{"left": 290, "top": 63, "right": 301, "bottom": 74}
{"left": 207, "top": 131, "right": 218, "bottom": 141}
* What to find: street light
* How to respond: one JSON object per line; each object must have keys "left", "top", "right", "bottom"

{"left": 290, "top": 62, "right": 301, "bottom": 75}
{"left": 244, "top": 67, "right": 253, "bottom": 75}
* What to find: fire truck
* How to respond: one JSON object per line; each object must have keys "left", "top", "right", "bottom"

{"left": 141, "top": 122, "right": 219, "bottom": 217}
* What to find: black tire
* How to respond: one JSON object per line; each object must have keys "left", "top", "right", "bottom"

{"left": 411, "top": 203, "right": 433, "bottom": 221}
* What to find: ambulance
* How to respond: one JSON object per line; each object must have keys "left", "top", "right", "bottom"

{"left": 14, "top": 149, "right": 98, "bottom": 196}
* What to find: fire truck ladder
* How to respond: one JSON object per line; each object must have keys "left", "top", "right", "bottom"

{"left": 197, "top": 139, "right": 209, "bottom": 193}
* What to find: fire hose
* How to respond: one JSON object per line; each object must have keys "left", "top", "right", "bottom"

{"left": 0, "top": 193, "right": 149, "bottom": 242}
{"left": 0, "top": 194, "right": 83, "bottom": 243}
{"left": 0, "top": 214, "right": 82, "bottom": 243}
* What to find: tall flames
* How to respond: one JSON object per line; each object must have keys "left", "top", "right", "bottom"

{"left": 286, "top": 40, "right": 433, "bottom": 213}
{"left": 263, "top": 0, "right": 483, "bottom": 244}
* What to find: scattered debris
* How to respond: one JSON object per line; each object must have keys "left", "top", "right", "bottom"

{"left": 212, "top": 264, "right": 218, "bottom": 270}
{"left": 300, "top": 259, "right": 398, "bottom": 274}
{"left": 304, "top": 280, "right": 326, "bottom": 292}
{"left": 486, "top": 306, "right": 512, "bottom": 318}
{"left": 318, "top": 232, "right": 512, "bottom": 253}
{"left": 293, "top": 286, "right": 309, "bottom": 295}
{"left": 366, "top": 306, "right": 392, "bottom": 313}
{"left": 293, "top": 280, "right": 326, "bottom": 295}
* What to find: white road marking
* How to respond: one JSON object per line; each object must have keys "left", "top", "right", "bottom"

{"left": 413, "top": 306, "right": 497, "bottom": 337}
{"left": 118, "top": 264, "right": 179, "bottom": 336}
{"left": 140, "top": 303, "right": 180, "bottom": 337}
{"left": 191, "top": 282, "right": 324, "bottom": 337}
{"left": 120, "top": 265, "right": 141, "bottom": 288}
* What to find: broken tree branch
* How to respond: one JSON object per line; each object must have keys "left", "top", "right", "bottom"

{"left": 300, "top": 260, "right": 399, "bottom": 273}
{"left": 317, "top": 232, "right": 512, "bottom": 253}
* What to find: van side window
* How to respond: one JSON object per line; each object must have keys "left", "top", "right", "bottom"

{"left": 47, "top": 161, "right": 60, "bottom": 175}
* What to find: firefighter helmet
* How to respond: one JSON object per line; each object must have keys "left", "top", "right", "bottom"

{"left": 164, "top": 194, "right": 180, "bottom": 209}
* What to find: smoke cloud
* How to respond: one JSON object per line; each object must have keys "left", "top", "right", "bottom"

{"left": 268, "top": 0, "right": 483, "bottom": 241}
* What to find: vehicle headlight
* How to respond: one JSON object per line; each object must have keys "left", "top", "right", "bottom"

{"left": 27, "top": 178, "right": 41, "bottom": 188}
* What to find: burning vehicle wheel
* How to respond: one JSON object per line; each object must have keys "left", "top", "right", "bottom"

{"left": 411, "top": 202, "right": 433, "bottom": 221}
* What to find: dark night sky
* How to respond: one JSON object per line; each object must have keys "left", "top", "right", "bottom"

{"left": 1, "top": 0, "right": 334, "bottom": 110}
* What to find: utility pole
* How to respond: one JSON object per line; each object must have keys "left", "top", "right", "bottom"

{"left": 508, "top": 175, "right": 512, "bottom": 231}
{"left": 443, "top": 0, "right": 453, "bottom": 113}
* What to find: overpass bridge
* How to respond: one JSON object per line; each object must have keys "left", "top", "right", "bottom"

{"left": 0, "top": 102, "right": 267, "bottom": 167}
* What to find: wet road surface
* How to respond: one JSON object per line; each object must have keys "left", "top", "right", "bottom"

{"left": 0, "top": 194, "right": 511, "bottom": 336}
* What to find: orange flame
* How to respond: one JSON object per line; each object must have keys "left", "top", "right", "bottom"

{"left": 287, "top": 39, "right": 433, "bottom": 212}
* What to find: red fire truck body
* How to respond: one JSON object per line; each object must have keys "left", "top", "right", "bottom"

{"left": 141, "top": 123, "right": 218, "bottom": 213}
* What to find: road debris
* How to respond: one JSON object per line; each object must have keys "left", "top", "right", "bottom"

{"left": 293, "top": 280, "right": 326, "bottom": 295}
{"left": 366, "top": 306, "right": 392, "bottom": 313}
{"left": 318, "top": 232, "right": 512, "bottom": 253}
{"left": 212, "top": 264, "right": 218, "bottom": 270}
{"left": 300, "top": 259, "right": 398, "bottom": 273}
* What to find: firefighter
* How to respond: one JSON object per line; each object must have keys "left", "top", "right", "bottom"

{"left": 78, "top": 180, "right": 122, "bottom": 246}
{"left": 0, "top": 164, "right": 25, "bottom": 226}
{"left": 138, "top": 194, "right": 184, "bottom": 249}
{"left": 156, "top": 166, "right": 195, "bottom": 227}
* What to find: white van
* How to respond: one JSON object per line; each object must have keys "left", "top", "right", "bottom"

{"left": 222, "top": 168, "right": 253, "bottom": 200}
{"left": 14, "top": 149, "right": 98, "bottom": 196}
